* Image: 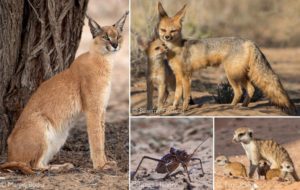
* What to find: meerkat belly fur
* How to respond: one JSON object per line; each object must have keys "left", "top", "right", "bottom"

{"left": 233, "top": 127, "right": 299, "bottom": 181}
{"left": 0, "top": 11, "right": 129, "bottom": 174}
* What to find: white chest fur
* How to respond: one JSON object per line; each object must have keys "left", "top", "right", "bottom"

{"left": 43, "top": 125, "right": 70, "bottom": 165}
{"left": 242, "top": 141, "right": 258, "bottom": 163}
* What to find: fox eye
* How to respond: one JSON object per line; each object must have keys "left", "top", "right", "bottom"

{"left": 280, "top": 166, "right": 283, "bottom": 169}
{"left": 170, "top": 30, "right": 177, "bottom": 33}
{"left": 155, "top": 47, "right": 160, "bottom": 50}
{"left": 160, "top": 28, "right": 166, "bottom": 32}
{"left": 102, "top": 34, "right": 110, "bottom": 41}
{"left": 287, "top": 166, "right": 290, "bottom": 169}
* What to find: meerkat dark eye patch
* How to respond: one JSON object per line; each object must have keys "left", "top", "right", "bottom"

{"left": 287, "top": 166, "right": 290, "bottom": 169}
{"left": 238, "top": 133, "right": 245, "bottom": 138}
{"left": 248, "top": 132, "right": 253, "bottom": 138}
{"left": 155, "top": 47, "right": 160, "bottom": 50}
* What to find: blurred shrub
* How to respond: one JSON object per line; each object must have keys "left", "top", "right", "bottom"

{"left": 213, "top": 80, "right": 263, "bottom": 104}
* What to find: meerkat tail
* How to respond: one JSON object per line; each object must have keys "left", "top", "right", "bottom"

{"left": 248, "top": 44, "right": 297, "bottom": 115}
{"left": 0, "top": 161, "right": 34, "bottom": 175}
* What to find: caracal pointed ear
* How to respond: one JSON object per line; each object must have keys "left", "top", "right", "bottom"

{"left": 86, "top": 14, "right": 103, "bottom": 38}
{"left": 158, "top": 2, "right": 168, "bottom": 18}
{"left": 173, "top": 4, "right": 187, "bottom": 24}
{"left": 113, "top": 11, "right": 129, "bottom": 33}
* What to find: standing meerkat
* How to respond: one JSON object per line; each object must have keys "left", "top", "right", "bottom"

{"left": 215, "top": 155, "right": 247, "bottom": 177}
{"left": 0, "top": 11, "right": 129, "bottom": 174}
{"left": 266, "top": 160, "right": 297, "bottom": 182}
{"left": 257, "top": 159, "right": 271, "bottom": 179}
{"left": 232, "top": 127, "right": 299, "bottom": 181}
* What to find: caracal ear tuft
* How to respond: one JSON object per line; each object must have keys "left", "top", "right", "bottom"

{"left": 158, "top": 2, "right": 168, "bottom": 18}
{"left": 174, "top": 4, "right": 187, "bottom": 24}
{"left": 113, "top": 11, "right": 129, "bottom": 33}
{"left": 86, "top": 14, "right": 102, "bottom": 38}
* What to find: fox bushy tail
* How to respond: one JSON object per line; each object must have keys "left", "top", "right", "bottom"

{"left": 248, "top": 43, "right": 296, "bottom": 115}
{"left": 0, "top": 161, "right": 34, "bottom": 175}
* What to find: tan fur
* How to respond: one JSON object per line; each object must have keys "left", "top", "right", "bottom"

{"left": 0, "top": 12, "right": 128, "bottom": 174}
{"left": 266, "top": 168, "right": 281, "bottom": 180}
{"left": 215, "top": 155, "right": 247, "bottom": 177}
{"left": 233, "top": 127, "right": 299, "bottom": 181}
{"left": 157, "top": 2, "right": 296, "bottom": 114}
{"left": 141, "top": 39, "right": 175, "bottom": 113}
{"left": 266, "top": 161, "right": 296, "bottom": 181}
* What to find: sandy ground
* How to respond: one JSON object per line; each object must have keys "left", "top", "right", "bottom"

{"left": 214, "top": 118, "right": 300, "bottom": 190}
{"left": 0, "top": 0, "right": 129, "bottom": 189}
{"left": 130, "top": 48, "right": 300, "bottom": 116}
{"left": 130, "top": 118, "right": 213, "bottom": 190}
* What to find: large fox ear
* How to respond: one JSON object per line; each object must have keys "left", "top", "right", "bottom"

{"left": 158, "top": 2, "right": 168, "bottom": 18}
{"left": 86, "top": 14, "right": 103, "bottom": 38}
{"left": 113, "top": 11, "right": 129, "bottom": 33}
{"left": 174, "top": 4, "right": 187, "bottom": 24}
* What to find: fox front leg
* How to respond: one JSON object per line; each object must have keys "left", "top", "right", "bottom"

{"left": 182, "top": 76, "right": 191, "bottom": 111}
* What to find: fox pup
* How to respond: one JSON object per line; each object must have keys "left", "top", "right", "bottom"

{"left": 257, "top": 159, "right": 271, "bottom": 179}
{"left": 0, "top": 12, "right": 129, "bottom": 174}
{"left": 139, "top": 38, "right": 175, "bottom": 113}
{"left": 266, "top": 161, "right": 296, "bottom": 181}
{"left": 215, "top": 155, "right": 247, "bottom": 177}
{"left": 232, "top": 127, "right": 299, "bottom": 181}
{"left": 157, "top": 2, "right": 296, "bottom": 114}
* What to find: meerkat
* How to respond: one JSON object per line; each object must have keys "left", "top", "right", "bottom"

{"left": 232, "top": 127, "right": 299, "bottom": 181}
{"left": 257, "top": 159, "right": 271, "bottom": 179}
{"left": 266, "top": 160, "right": 297, "bottom": 182}
{"left": 215, "top": 155, "right": 247, "bottom": 177}
{"left": 0, "top": 12, "right": 129, "bottom": 174}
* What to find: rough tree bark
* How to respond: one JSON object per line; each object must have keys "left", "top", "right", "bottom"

{"left": 0, "top": 0, "right": 89, "bottom": 154}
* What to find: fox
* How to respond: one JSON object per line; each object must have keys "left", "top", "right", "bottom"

{"left": 138, "top": 38, "right": 175, "bottom": 113}
{"left": 157, "top": 2, "right": 296, "bottom": 114}
{"left": 0, "top": 11, "right": 128, "bottom": 174}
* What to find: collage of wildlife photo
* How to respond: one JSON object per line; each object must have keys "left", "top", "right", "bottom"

{"left": 0, "top": 0, "right": 299, "bottom": 190}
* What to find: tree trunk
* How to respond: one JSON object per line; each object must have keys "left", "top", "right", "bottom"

{"left": 0, "top": 0, "right": 88, "bottom": 154}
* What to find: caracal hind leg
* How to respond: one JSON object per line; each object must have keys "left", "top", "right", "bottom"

{"left": 227, "top": 78, "right": 243, "bottom": 106}
{"left": 242, "top": 81, "right": 255, "bottom": 107}
{"left": 7, "top": 121, "right": 46, "bottom": 169}
{"left": 182, "top": 76, "right": 191, "bottom": 111}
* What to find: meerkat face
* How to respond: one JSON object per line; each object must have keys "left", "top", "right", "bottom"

{"left": 232, "top": 127, "right": 253, "bottom": 144}
{"left": 215, "top": 155, "right": 229, "bottom": 166}
{"left": 281, "top": 161, "right": 294, "bottom": 173}
{"left": 258, "top": 159, "right": 270, "bottom": 168}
